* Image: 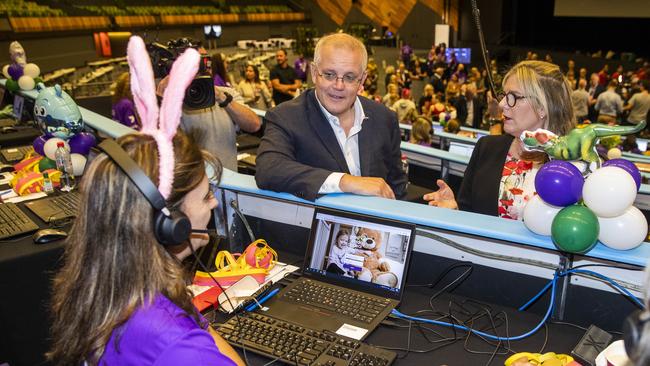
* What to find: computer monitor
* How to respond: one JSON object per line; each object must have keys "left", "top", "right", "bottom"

{"left": 448, "top": 141, "right": 475, "bottom": 157}
{"left": 445, "top": 48, "right": 471, "bottom": 64}
{"left": 203, "top": 25, "right": 222, "bottom": 38}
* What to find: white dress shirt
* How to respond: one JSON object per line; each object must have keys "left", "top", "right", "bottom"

{"left": 314, "top": 93, "right": 367, "bottom": 193}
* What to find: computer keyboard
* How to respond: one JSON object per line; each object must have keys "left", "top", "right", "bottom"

{"left": 0, "top": 203, "right": 39, "bottom": 240}
{"left": 283, "top": 279, "right": 391, "bottom": 323}
{"left": 216, "top": 313, "right": 395, "bottom": 366}
{"left": 24, "top": 192, "right": 80, "bottom": 223}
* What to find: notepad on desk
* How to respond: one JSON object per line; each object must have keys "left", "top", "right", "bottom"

{"left": 190, "top": 262, "right": 299, "bottom": 312}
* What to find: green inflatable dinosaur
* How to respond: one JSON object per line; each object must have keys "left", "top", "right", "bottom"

{"left": 521, "top": 120, "right": 646, "bottom": 165}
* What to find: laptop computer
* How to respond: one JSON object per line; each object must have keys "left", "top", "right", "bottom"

{"left": 258, "top": 208, "right": 415, "bottom": 340}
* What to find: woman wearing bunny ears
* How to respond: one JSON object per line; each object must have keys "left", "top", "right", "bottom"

{"left": 47, "top": 37, "right": 244, "bottom": 365}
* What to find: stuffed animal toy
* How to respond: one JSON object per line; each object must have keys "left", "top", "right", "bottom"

{"left": 354, "top": 228, "right": 398, "bottom": 287}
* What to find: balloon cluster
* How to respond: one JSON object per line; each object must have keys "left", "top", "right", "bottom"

{"left": 2, "top": 41, "right": 42, "bottom": 92}
{"left": 523, "top": 159, "right": 647, "bottom": 253}
{"left": 32, "top": 83, "right": 95, "bottom": 177}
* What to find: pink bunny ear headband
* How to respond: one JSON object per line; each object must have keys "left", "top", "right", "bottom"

{"left": 126, "top": 35, "right": 199, "bottom": 199}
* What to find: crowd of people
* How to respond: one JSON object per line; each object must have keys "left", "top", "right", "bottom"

{"left": 111, "top": 40, "right": 650, "bottom": 155}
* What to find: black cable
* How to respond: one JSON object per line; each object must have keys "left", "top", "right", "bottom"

{"left": 549, "top": 320, "right": 623, "bottom": 336}
{"left": 230, "top": 199, "right": 255, "bottom": 242}
{"left": 471, "top": 0, "right": 497, "bottom": 99}
{"left": 428, "top": 266, "right": 474, "bottom": 311}
{"left": 188, "top": 241, "right": 251, "bottom": 366}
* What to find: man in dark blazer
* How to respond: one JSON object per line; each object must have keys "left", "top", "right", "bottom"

{"left": 255, "top": 33, "right": 407, "bottom": 201}
{"left": 450, "top": 83, "right": 485, "bottom": 129}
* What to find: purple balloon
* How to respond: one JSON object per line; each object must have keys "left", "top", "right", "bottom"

{"left": 68, "top": 132, "right": 96, "bottom": 155}
{"left": 32, "top": 135, "right": 48, "bottom": 156}
{"left": 8, "top": 64, "right": 23, "bottom": 80}
{"left": 603, "top": 158, "right": 642, "bottom": 190}
{"left": 535, "top": 160, "right": 584, "bottom": 207}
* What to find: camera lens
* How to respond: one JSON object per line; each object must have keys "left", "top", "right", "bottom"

{"left": 183, "top": 76, "right": 215, "bottom": 110}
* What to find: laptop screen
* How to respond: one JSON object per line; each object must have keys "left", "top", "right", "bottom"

{"left": 303, "top": 208, "right": 415, "bottom": 300}
{"left": 448, "top": 141, "right": 475, "bottom": 157}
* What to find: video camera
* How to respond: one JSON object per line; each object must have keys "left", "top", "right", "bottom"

{"left": 147, "top": 37, "right": 215, "bottom": 110}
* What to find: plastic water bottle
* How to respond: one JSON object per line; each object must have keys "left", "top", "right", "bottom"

{"left": 55, "top": 142, "right": 75, "bottom": 192}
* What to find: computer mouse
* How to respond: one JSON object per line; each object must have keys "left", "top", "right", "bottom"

{"left": 33, "top": 228, "right": 68, "bottom": 244}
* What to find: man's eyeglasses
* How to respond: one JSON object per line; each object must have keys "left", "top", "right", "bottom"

{"left": 315, "top": 68, "right": 363, "bottom": 86}
{"left": 498, "top": 92, "right": 527, "bottom": 108}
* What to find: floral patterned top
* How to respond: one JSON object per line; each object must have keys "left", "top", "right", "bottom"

{"left": 498, "top": 154, "right": 538, "bottom": 220}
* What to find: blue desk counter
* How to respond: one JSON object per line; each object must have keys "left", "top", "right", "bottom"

{"left": 219, "top": 169, "right": 650, "bottom": 267}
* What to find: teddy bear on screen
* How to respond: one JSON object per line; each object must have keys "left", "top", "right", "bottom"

{"left": 353, "top": 228, "right": 398, "bottom": 287}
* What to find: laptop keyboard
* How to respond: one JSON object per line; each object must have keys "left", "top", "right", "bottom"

{"left": 1, "top": 145, "right": 34, "bottom": 163}
{"left": 0, "top": 203, "right": 39, "bottom": 239}
{"left": 217, "top": 313, "right": 395, "bottom": 366}
{"left": 282, "top": 279, "right": 391, "bottom": 323}
{"left": 24, "top": 192, "right": 80, "bottom": 222}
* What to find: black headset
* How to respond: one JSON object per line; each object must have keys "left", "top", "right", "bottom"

{"left": 623, "top": 308, "right": 650, "bottom": 363}
{"left": 97, "top": 139, "right": 191, "bottom": 247}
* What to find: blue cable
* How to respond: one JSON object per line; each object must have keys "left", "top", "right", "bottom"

{"left": 391, "top": 267, "right": 645, "bottom": 342}
{"left": 391, "top": 273, "right": 558, "bottom": 342}
{"left": 518, "top": 278, "right": 554, "bottom": 311}
{"left": 561, "top": 269, "right": 645, "bottom": 309}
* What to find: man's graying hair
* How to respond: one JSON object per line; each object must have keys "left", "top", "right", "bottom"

{"left": 313, "top": 33, "right": 368, "bottom": 74}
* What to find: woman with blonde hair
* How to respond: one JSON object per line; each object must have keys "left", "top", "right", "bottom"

{"left": 410, "top": 117, "right": 433, "bottom": 146}
{"left": 424, "top": 60, "right": 576, "bottom": 219}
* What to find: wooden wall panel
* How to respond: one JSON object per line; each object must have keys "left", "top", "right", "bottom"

{"left": 314, "top": 0, "right": 352, "bottom": 26}
{"left": 314, "top": 0, "right": 459, "bottom": 32}
{"left": 356, "top": 0, "right": 417, "bottom": 32}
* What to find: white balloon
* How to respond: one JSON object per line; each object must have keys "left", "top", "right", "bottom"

{"left": 22, "top": 63, "right": 40, "bottom": 78}
{"left": 583, "top": 166, "right": 637, "bottom": 217}
{"left": 607, "top": 148, "right": 622, "bottom": 160}
{"left": 70, "top": 153, "right": 87, "bottom": 176}
{"left": 2, "top": 65, "right": 9, "bottom": 79}
{"left": 598, "top": 206, "right": 648, "bottom": 250}
{"left": 43, "top": 138, "right": 68, "bottom": 160}
{"left": 17, "top": 75, "right": 35, "bottom": 90}
{"left": 523, "top": 195, "right": 563, "bottom": 236}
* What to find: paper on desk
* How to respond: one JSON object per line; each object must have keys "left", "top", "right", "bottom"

{"left": 3, "top": 191, "right": 47, "bottom": 203}
{"left": 336, "top": 324, "right": 368, "bottom": 340}
{"left": 236, "top": 153, "right": 251, "bottom": 161}
{"left": 263, "top": 262, "right": 299, "bottom": 286}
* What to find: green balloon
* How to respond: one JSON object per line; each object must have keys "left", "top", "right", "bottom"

{"left": 551, "top": 204, "right": 600, "bottom": 254}
{"left": 38, "top": 157, "right": 57, "bottom": 171}
{"left": 5, "top": 78, "right": 19, "bottom": 92}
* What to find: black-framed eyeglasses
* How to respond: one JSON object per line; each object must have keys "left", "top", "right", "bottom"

{"left": 498, "top": 92, "right": 527, "bottom": 108}
{"left": 314, "top": 65, "right": 363, "bottom": 86}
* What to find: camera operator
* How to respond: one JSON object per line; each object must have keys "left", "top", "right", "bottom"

{"left": 154, "top": 39, "right": 261, "bottom": 171}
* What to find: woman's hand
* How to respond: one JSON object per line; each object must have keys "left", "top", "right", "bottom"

{"left": 423, "top": 179, "right": 459, "bottom": 209}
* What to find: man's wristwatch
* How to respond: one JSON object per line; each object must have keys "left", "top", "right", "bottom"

{"left": 218, "top": 92, "right": 233, "bottom": 108}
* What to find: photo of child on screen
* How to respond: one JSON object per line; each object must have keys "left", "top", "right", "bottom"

{"left": 326, "top": 228, "right": 353, "bottom": 275}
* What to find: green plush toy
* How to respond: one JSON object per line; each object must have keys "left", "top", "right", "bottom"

{"left": 521, "top": 120, "right": 646, "bottom": 166}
